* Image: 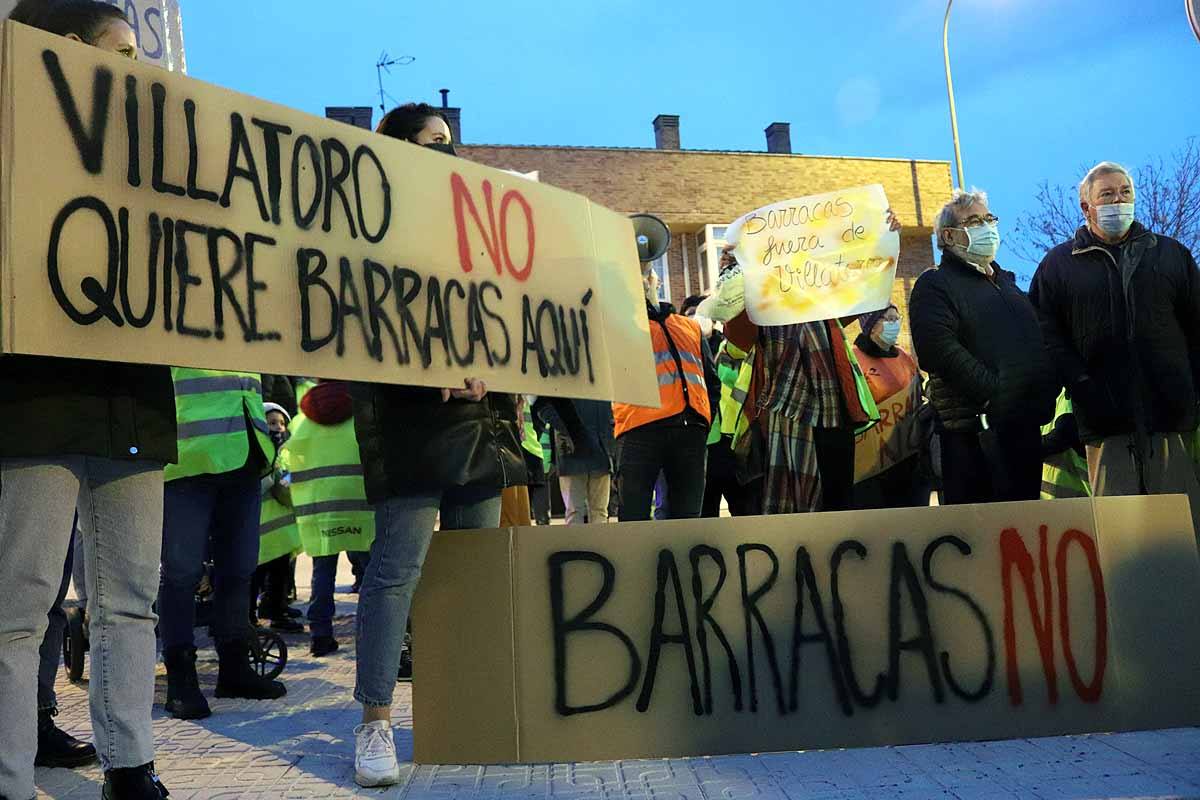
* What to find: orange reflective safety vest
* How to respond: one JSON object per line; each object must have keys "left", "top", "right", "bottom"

{"left": 614, "top": 311, "right": 712, "bottom": 438}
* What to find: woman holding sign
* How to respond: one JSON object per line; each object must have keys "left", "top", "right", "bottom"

{"left": 850, "top": 305, "right": 933, "bottom": 508}
{"left": 0, "top": 4, "right": 171, "bottom": 800}
{"left": 347, "top": 103, "right": 528, "bottom": 788}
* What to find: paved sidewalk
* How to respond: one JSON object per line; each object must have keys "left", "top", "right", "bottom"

{"left": 37, "top": 557, "right": 1200, "bottom": 800}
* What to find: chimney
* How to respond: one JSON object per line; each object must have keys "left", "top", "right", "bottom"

{"left": 439, "top": 88, "right": 462, "bottom": 144}
{"left": 765, "top": 122, "right": 791, "bottom": 154}
{"left": 325, "top": 106, "right": 374, "bottom": 131}
{"left": 653, "top": 114, "right": 680, "bottom": 150}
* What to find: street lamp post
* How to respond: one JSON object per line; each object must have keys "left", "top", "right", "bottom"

{"left": 943, "top": 0, "right": 966, "bottom": 189}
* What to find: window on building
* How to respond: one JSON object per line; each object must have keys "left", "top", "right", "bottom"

{"left": 697, "top": 223, "right": 730, "bottom": 292}
{"left": 649, "top": 253, "right": 670, "bottom": 303}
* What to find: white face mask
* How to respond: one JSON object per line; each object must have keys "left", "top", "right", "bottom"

{"left": 1095, "top": 202, "right": 1135, "bottom": 238}
{"left": 642, "top": 268, "right": 659, "bottom": 305}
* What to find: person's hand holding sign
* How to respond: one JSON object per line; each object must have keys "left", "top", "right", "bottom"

{"left": 441, "top": 378, "right": 488, "bottom": 403}
{"left": 886, "top": 208, "right": 902, "bottom": 232}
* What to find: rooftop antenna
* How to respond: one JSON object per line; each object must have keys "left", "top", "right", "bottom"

{"left": 376, "top": 50, "right": 415, "bottom": 114}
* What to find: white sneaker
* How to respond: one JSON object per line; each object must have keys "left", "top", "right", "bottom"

{"left": 354, "top": 721, "right": 401, "bottom": 787}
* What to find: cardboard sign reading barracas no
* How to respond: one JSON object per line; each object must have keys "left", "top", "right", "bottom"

{"left": 412, "top": 496, "right": 1200, "bottom": 763}
{"left": 0, "top": 22, "right": 659, "bottom": 406}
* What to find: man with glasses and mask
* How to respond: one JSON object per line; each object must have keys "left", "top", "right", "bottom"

{"left": 1030, "top": 162, "right": 1200, "bottom": 538}
{"left": 910, "top": 189, "right": 1057, "bottom": 504}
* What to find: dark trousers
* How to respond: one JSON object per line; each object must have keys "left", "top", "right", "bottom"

{"left": 529, "top": 483, "right": 551, "bottom": 525}
{"left": 159, "top": 466, "right": 261, "bottom": 649}
{"left": 814, "top": 426, "right": 856, "bottom": 512}
{"left": 617, "top": 424, "right": 708, "bottom": 521}
{"left": 252, "top": 554, "right": 292, "bottom": 618}
{"left": 852, "top": 456, "right": 933, "bottom": 509}
{"left": 37, "top": 531, "right": 74, "bottom": 711}
{"left": 701, "top": 440, "right": 762, "bottom": 517}
{"left": 940, "top": 424, "right": 1042, "bottom": 505}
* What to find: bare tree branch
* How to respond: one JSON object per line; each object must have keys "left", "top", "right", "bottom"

{"left": 1013, "top": 138, "right": 1200, "bottom": 266}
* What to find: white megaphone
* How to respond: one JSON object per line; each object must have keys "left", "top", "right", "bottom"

{"left": 629, "top": 214, "right": 671, "bottom": 263}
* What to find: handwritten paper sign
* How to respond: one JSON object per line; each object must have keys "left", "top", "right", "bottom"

{"left": 412, "top": 496, "right": 1200, "bottom": 763}
{"left": 0, "top": 22, "right": 658, "bottom": 406}
{"left": 726, "top": 185, "right": 900, "bottom": 326}
{"left": 0, "top": 0, "right": 186, "bottom": 71}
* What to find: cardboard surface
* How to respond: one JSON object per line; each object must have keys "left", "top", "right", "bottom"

{"left": 854, "top": 379, "right": 923, "bottom": 483}
{"left": 726, "top": 185, "right": 900, "bottom": 326}
{"left": 0, "top": 22, "right": 658, "bottom": 405}
{"left": 0, "top": 0, "right": 186, "bottom": 71}
{"left": 413, "top": 496, "right": 1200, "bottom": 764}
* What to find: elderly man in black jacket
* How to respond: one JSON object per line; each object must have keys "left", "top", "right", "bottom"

{"left": 910, "top": 189, "right": 1058, "bottom": 504}
{"left": 1029, "top": 161, "right": 1200, "bottom": 534}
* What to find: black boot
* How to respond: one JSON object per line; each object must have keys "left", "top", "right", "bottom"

{"left": 163, "top": 646, "right": 211, "bottom": 720}
{"left": 310, "top": 635, "right": 339, "bottom": 657}
{"left": 102, "top": 762, "right": 169, "bottom": 799}
{"left": 35, "top": 708, "right": 97, "bottom": 768}
{"left": 214, "top": 640, "right": 286, "bottom": 700}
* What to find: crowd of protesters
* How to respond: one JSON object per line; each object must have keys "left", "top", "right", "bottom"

{"left": 2, "top": 2, "right": 1200, "bottom": 798}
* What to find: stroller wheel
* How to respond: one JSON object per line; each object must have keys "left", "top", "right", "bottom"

{"left": 63, "top": 606, "right": 87, "bottom": 682}
{"left": 249, "top": 628, "right": 287, "bottom": 680}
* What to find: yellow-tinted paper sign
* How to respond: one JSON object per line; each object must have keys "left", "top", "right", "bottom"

{"left": 0, "top": 23, "right": 658, "bottom": 406}
{"left": 727, "top": 185, "right": 900, "bottom": 326}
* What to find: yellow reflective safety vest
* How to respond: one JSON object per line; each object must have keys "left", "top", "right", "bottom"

{"left": 165, "top": 369, "right": 275, "bottom": 482}
{"left": 709, "top": 339, "right": 754, "bottom": 446}
{"left": 1041, "top": 391, "right": 1091, "bottom": 500}
{"left": 521, "top": 407, "right": 544, "bottom": 460}
{"left": 258, "top": 447, "right": 301, "bottom": 565}
{"left": 287, "top": 414, "right": 375, "bottom": 557}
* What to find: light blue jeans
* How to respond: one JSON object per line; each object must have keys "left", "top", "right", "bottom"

{"left": 354, "top": 487, "right": 501, "bottom": 707}
{"left": 0, "top": 457, "right": 163, "bottom": 799}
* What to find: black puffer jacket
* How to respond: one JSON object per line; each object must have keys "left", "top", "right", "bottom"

{"left": 909, "top": 252, "right": 1057, "bottom": 431}
{"left": 0, "top": 355, "right": 176, "bottom": 462}
{"left": 351, "top": 384, "right": 527, "bottom": 504}
{"left": 1028, "top": 224, "right": 1200, "bottom": 443}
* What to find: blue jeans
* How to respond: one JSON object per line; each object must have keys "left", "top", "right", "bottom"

{"left": 37, "top": 532, "right": 75, "bottom": 712}
{"left": 0, "top": 457, "right": 163, "bottom": 798}
{"left": 354, "top": 487, "right": 501, "bottom": 707}
{"left": 159, "top": 466, "right": 261, "bottom": 649}
{"left": 309, "top": 551, "right": 371, "bottom": 637}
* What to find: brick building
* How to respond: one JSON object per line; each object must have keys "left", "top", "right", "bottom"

{"left": 329, "top": 102, "right": 955, "bottom": 349}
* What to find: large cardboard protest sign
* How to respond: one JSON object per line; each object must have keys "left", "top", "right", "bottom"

{"left": 0, "top": 22, "right": 658, "bottom": 405}
{"left": 726, "top": 185, "right": 900, "bottom": 326}
{"left": 412, "top": 496, "right": 1200, "bottom": 764}
{"left": 0, "top": 0, "right": 185, "bottom": 71}
{"left": 854, "top": 379, "right": 923, "bottom": 483}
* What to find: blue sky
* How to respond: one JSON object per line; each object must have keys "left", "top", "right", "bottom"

{"left": 184, "top": 0, "right": 1198, "bottom": 279}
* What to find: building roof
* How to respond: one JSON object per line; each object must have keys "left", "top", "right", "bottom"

{"left": 458, "top": 144, "right": 954, "bottom": 231}
{"left": 460, "top": 142, "right": 951, "bottom": 167}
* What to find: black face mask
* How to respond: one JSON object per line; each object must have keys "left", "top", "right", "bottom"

{"left": 423, "top": 141, "right": 457, "bottom": 157}
{"left": 270, "top": 430, "right": 290, "bottom": 449}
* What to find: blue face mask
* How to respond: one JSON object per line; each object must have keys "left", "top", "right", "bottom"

{"left": 962, "top": 222, "right": 1000, "bottom": 264}
{"left": 879, "top": 320, "right": 901, "bottom": 347}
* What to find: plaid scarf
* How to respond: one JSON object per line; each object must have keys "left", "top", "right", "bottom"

{"left": 756, "top": 321, "right": 848, "bottom": 514}
{"left": 757, "top": 322, "right": 845, "bottom": 429}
